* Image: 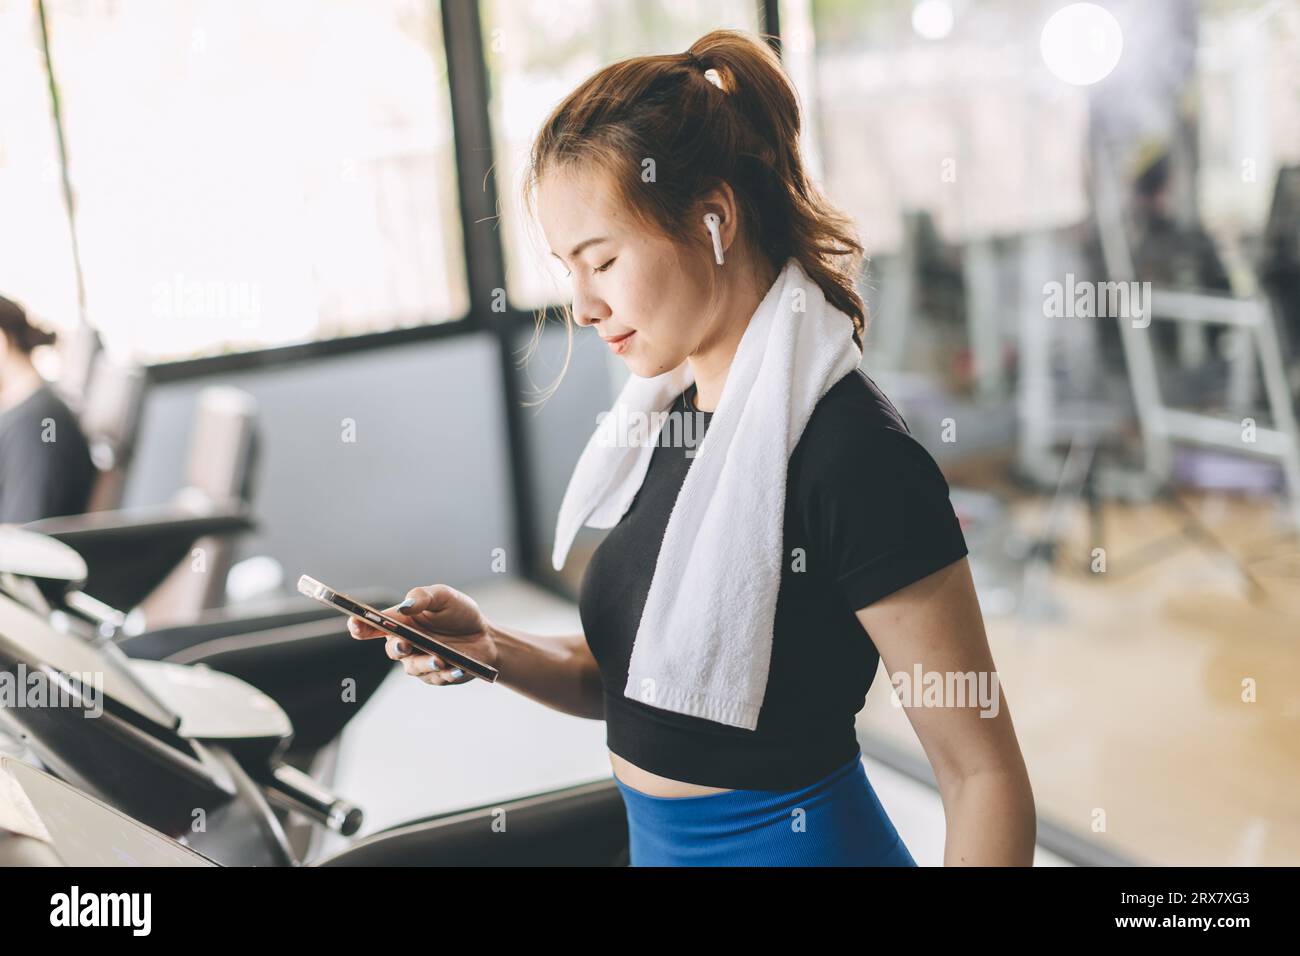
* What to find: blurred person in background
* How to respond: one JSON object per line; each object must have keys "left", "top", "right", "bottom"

{"left": 0, "top": 294, "right": 96, "bottom": 523}
{"left": 1131, "top": 147, "right": 1231, "bottom": 293}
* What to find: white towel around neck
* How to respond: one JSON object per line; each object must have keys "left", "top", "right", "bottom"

{"left": 551, "top": 257, "right": 863, "bottom": 730}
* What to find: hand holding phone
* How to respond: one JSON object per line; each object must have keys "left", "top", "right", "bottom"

{"left": 299, "top": 576, "right": 499, "bottom": 684}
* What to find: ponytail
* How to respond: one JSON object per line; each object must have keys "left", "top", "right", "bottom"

{"left": 0, "top": 294, "right": 58, "bottom": 354}
{"left": 683, "top": 32, "right": 866, "bottom": 349}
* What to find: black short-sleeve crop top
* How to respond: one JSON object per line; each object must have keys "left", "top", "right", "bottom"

{"left": 577, "top": 367, "right": 969, "bottom": 790}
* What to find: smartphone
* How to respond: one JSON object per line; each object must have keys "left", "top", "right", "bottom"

{"left": 297, "top": 575, "right": 498, "bottom": 683}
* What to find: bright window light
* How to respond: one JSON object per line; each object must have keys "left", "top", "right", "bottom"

{"left": 1040, "top": 2, "right": 1124, "bottom": 86}
{"left": 912, "top": 1, "right": 954, "bottom": 41}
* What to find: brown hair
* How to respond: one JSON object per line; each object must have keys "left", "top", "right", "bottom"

{"left": 519, "top": 29, "right": 866, "bottom": 403}
{"left": 0, "top": 295, "right": 58, "bottom": 354}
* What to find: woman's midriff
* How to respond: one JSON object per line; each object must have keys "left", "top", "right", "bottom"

{"left": 608, "top": 750, "right": 735, "bottom": 797}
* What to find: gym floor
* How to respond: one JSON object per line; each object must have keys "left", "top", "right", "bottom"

{"left": 858, "top": 481, "right": 1300, "bottom": 867}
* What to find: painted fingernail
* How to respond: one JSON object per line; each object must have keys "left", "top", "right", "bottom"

{"left": 448, "top": 669, "right": 464, "bottom": 680}
{"left": 394, "top": 641, "right": 410, "bottom": 655}
{"left": 397, "top": 598, "right": 415, "bottom": 611}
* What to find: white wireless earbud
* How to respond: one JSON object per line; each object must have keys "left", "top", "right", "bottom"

{"left": 703, "top": 212, "right": 725, "bottom": 265}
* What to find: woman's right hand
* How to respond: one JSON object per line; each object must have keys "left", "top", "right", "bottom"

{"left": 346, "top": 584, "right": 498, "bottom": 686}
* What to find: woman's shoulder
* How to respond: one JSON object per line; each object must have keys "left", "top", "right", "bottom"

{"left": 789, "top": 369, "right": 969, "bottom": 608}
{"left": 815, "top": 367, "right": 910, "bottom": 432}
{"left": 2, "top": 383, "right": 73, "bottom": 422}
{"left": 796, "top": 368, "right": 924, "bottom": 460}
{"left": 790, "top": 368, "right": 949, "bottom": 497}
{"left": 0, "top": 383, "right": 86, "bottom": 444}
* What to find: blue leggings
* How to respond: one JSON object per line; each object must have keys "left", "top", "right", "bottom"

{"left": 613, "top": 749, "right": 917, "bottom": 866}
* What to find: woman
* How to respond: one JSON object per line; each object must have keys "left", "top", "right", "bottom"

{"left": 349, "top": 30, "right": 1035, "bottom": 866}
{"left": 0, "top": 295, "right": 96, "bottom": 524}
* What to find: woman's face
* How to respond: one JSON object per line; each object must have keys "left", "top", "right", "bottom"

{"left": 536, "top": 165, "right": 710, "bottom": 378}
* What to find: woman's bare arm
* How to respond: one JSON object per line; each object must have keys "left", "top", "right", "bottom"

{"left": 854, "top": 556, "right": 1037, "bottom": 866}
{"left": 489, "top": 621, "right": 606, "bottom": 721}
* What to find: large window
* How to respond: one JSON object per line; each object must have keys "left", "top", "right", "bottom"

{"left": 788, "top": 0, "right": 1091, "bottom": 256}
{"left": 1196, "top": 1, "right": 1300, "bottom": 244}
{"left": 14, "top": 0, "right": 467, "bottom": 363}
{"left": 480, "top": 0, "right": 761, "bottom": 310}
{"left": 0, "top": 1, "right": 83, "bottom": 344}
